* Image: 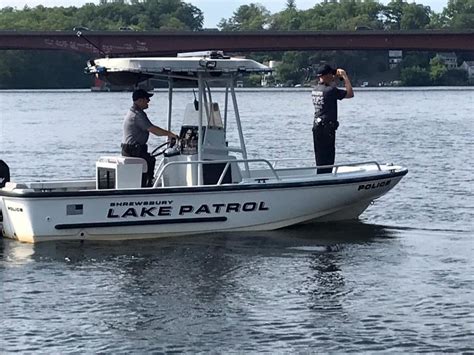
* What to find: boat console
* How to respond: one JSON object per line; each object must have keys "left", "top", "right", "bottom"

{"left": 157, "top": 101, "right": 242, "bottom": 187}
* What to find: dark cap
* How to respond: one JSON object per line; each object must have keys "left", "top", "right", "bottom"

{"left": 316, "top": 64, "right": 337, "bottom": 77}
{"left": 132, "top": 89, "right": 154, "bottom": 101}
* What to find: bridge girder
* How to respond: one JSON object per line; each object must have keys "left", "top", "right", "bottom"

{"left": 0, "top": 30, "right": 473, "bottom": 56}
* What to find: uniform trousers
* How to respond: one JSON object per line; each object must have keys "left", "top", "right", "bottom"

{"left": 312, "top": 124, "right": 336, "bottom": 174}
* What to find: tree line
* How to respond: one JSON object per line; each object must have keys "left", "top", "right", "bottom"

{"left": 0, "top": 0, "right": 472, "bottom": 88}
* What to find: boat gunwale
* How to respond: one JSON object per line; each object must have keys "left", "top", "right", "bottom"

{"left": 0, "top": 169, "right": 407, "bottom": 199}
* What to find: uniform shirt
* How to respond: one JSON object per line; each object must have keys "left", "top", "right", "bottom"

{"left": 122, "top": 104, "right": 153, "bottom": 145}
{"left": 311, "top": 83, "right": 347, "bottom": 125}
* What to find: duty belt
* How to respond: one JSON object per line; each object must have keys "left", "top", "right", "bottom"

{"left": 121, "top": 143, "right": 147, "bottom": 149}
{"left": 314, "top": 118, "right": 339, "bottom": 128}
{"left": 121, "top": 143, "right": 148, "bottom": 155}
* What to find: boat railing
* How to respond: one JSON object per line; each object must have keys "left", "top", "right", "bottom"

{"left": 333, "top": 161, "right": 382, "bottom": 174}
{"left": 154, "top": 159, "right": 383, "bottom": 188}
{"left": 273, "top": 161, "right": 382, "bottom": 173}
{"left": 202, "top": 145, "right": 244, "bottom": 154}
{"left": 154, "top": 158, "right": 281, "bottom": 187}
{"left": 270, "top": 158, "right": 381, "bottom": 173}
{"left": 259, "top": 160, "right": 383, "bottom": 179}
{"left": 28, "top": 179, "right": 97, "bottom": 192}
{"left": 269, "top": 158, "right": 314, "bottom": 169}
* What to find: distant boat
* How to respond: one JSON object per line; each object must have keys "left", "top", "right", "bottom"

{"left": 91, "top": 77, "right": 153, "bottom": 92}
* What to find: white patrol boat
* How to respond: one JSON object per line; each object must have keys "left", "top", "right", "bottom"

{"left": 0, "top": 51, "right": 407, "bottom": 243}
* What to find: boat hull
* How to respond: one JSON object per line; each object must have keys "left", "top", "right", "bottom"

{"left": 0, "top": 171, "right": 406, "bottom": 243}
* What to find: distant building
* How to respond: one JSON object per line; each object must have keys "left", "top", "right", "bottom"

{"left": 389, "top": 50, "right": 403, "bottom": 69}
{"left": 435, "top": 52, "right": 458, "bottom": 69}
{"left": 460, "top": 61, "right": 474, "bottom": 82}
{"left": 268, "top": 60, "right": 281, "bottom": 69}
{"left": 261, "top": 60, "right": 281, "bottom": 87}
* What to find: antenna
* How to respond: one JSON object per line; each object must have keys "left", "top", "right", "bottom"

{"left": 74, "top": 27, "right": 107, "bottom": 57}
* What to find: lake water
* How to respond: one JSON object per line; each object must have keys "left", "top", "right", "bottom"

{"left": 0, "top": 88, "right": 473, "bottom": 352}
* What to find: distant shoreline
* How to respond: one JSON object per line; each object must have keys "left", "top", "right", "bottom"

{"left": 1, "top": 86, "right": 474, "bottom": 93}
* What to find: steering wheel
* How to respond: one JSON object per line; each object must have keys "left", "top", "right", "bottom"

{"left": 150, "top": 139, "right": 177, "bottom": 157}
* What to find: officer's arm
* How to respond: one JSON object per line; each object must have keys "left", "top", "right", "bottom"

{"left": 343, "top": 77, "right": 354, "bottom": 99}
{"left": 336, "top": 69, "right": 354, "bottom": 99}
{"left": 148, "top": 125, "right": 178, "bottom": 139}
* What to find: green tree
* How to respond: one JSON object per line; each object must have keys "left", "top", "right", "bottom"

{"left": 400, "top": 3, "right": 431, "bottom": 29}
{"left": 295, "top": 0, "right": 384, "bottom": 31}
{"left": 0, "top": 50, "right": 90, "bottom": 89}
{"left": 274, "top": 51, "right": 308, "bottom": 85}
{"left": 426, "top": 11, "right": 446, "bottom": 29}
{"left": 246, "top": 73, "right": 263, "bottom": 87}
{"left": 441, "top": 69, "right": 469, "bottom": 85}
{"left": 286, "top": 0, "right": 296, "bottom": 11}
{"left": 0, "top": 0, "right": 203, "bottom": 31}
{"left": 271, "top": 0, "right": 301, "bottom": 30}
{"left": 401, "top": 66, "right": 431, "bottom": 86}
{"left": 400, "top": 53, "right": 431, "bottom": 69}
{"left": 442, "top": 0, "right": 474, "bottom": 29}
{"left": 218, "top": 3, "right": 271, "bottom": 30}
{"left": 383, "top": 0, "right": 406, "bottom": 30}
{"left": 429, "top": 57, "right": 447, "bottom": 84}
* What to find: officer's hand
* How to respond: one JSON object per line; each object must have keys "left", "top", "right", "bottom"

{"left": 336, "top": 69, "right": 348, "bottom": 78}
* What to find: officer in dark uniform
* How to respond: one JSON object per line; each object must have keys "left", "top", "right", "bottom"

{"left": 121, "top": 89, "right": 178, "bottom": 187}
{"left": 311, "top": 64, "right": 354, "bottom": 174}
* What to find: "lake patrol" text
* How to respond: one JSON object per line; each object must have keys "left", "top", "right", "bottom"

{"left": 107, "top": 201, "right": 269, "bottom": 219}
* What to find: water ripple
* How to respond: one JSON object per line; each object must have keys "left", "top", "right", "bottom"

{"left": 1, "top": 89, "right": 473, "bottom": 352}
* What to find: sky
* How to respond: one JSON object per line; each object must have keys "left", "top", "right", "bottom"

{"left": 0, "top": 0, "right": 448, "bottom": 28}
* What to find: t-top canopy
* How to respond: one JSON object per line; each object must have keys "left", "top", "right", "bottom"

{"left": 87, "top": 52, "right": 271, "bottom": 77}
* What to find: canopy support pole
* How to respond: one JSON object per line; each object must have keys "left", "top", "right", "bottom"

{"left": 167, "top": 77, "right": 173, "bottom": 132}
{"left": 197, "top": 74, "right": 204, "bottom": 186}
{"left": 230, "top": 83, "right": 249, "bottom": 177}
{"left": 224, "top": 81, "right": 229, "bottom": 141}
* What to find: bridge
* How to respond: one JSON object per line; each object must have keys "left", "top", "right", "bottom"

{"left": 1, "top": 30, "right": 473, "bottom": 56}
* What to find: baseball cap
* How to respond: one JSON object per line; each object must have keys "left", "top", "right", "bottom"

{"left": 132, "top": 89, "right": 154, "bottom": 101}
{"left": 316, "top": 64, "right": 337, "bottom": 77}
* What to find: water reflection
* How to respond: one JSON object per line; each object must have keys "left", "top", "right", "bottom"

{"left": 0, "top": 222, "right": 407, "bottom": 352}
{"left": 1, "top": 221, "right": 398, "bottom": 323}
{"left": 1, "top": 221, "right": 397, "bottom": 265}
{"left": 256, "top": 221, "right": 396, "bottom": 245}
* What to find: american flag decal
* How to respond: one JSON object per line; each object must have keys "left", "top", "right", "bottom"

{"left": 67, "top": 204, "right": 83, "bottom": 215}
